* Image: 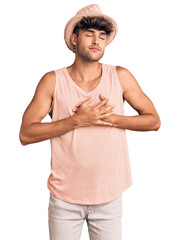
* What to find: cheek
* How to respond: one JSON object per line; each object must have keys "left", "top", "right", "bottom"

{"left": 102, "top": 41, "right": 107, "bottom": 48}
{"left": 78, "top": 39, "right": 90, "bottom": 49}
{"left": 85, "top": 38, "right": 93, "bottom": 46}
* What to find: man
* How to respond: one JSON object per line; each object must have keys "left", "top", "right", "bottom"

{"left": 19, "top": 4, "right": 161, "bottom": 240}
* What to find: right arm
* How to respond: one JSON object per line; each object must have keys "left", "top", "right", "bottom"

{"left": 19, "top": 71, "right": 79, "bottom": 146}
{"left": 19, "top": 72, "right": 115, "bottom": 146}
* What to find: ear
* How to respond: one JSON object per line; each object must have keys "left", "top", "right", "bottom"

{"left": 70, "top": 33, "right": 77, "bottom": 47}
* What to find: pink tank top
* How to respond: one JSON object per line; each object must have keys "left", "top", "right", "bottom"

{"left": 47, "top": 63, "right": 132, "bottom": 204}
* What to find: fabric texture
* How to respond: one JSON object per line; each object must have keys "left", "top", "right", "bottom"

{"left": 47, "top": 63, "right": 132, "bottom": 205}
{"left": 48, "top": 191, "right": 123, "bottom": 240}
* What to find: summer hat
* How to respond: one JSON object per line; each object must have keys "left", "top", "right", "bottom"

{"left": 64, "top": 4, "right": 118, "bottom": 52}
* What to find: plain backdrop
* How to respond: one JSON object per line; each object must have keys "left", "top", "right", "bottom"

{"left": 0, "top": 0, "right": 180, "bottom": 239}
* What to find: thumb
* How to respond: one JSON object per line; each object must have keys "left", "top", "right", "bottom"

{"left": 83, "top": 97, "right": 93, "bottom": 104}
{"left": 75, "top": 97, "right": 93, "bottom": 108}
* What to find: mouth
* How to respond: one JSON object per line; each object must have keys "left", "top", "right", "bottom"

{"left": 89, "top": 47, "right": 100, "bottom": 51}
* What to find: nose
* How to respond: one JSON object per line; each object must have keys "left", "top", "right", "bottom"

{"left": 92, "top": 35, "right": 99, "bottom": 45}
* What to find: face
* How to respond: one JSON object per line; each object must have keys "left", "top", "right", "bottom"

{"left": 71, "top": 28, "right": 107, "bottom": 62}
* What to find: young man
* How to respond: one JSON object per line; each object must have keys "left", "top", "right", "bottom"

{"left": 19, "top": 4, "right": 161, "bottom": 240}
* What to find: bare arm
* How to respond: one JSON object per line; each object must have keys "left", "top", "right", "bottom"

{"left": 100, "top": 66, "right": 161, "bottom": 131}
{"left": 19, "top": 71, "right": 79, "bottom": 146}
{"left": 19, "top": 72, "right": 114, "bottom": 146}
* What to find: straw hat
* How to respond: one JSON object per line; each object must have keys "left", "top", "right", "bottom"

{"left": 64, "top": 4, "right": 118, "bottom": 52}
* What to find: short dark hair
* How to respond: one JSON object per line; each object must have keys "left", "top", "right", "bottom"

{"left": 71, "top": 16, "right": 114, "bottom": 53}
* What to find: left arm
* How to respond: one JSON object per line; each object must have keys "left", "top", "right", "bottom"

{"left": 101, "top": 66, "right": 161, "bottom": 131}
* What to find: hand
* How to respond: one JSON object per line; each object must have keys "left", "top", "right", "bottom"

{"left": 72, "top": 97, "right": 115, "bottom": 127}
{"left": 98, "top": 94, "right": 116, "bottom": 123}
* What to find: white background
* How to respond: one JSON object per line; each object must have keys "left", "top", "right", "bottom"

{"left": 1, "top": 0, "right": 180, "bottom": 239}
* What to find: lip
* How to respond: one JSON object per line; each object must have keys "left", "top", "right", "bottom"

{"left": 89, "top": 47, "right": 100, "bottom": 51}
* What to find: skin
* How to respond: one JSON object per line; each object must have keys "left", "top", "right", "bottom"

{"left": 19, "top": 27, "right": 161, "bottom": 145}
{"left": 69, "top": 28, "right": 161, "bottom": 130}
{"left": 65, "top": 27, "right": 116, "bottom": 126}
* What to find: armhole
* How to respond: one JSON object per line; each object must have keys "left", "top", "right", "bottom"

{"left": 51, "top": 69, "right": 57, "bottom": 110}
{"left": 114, "top": 66, "right": 123, "bottom": 95}
{"left": 114, "top": 66, "right": 125, "bottom": 115}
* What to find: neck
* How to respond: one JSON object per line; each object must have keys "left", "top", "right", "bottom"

{"left": 68, "top": 59, "right": 102, "bottom": 82}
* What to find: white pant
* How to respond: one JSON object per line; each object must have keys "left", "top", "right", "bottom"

{"left": 48, "top": 192, "right": 123, "bottom": 240}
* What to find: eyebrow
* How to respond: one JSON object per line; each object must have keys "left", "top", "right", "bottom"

{"left": 85, "top": 29, "right": 107, "bottom": 35}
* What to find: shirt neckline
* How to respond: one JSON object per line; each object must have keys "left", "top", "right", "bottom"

{"left": 64, "top": 63, "right": 105, "bottom": 95}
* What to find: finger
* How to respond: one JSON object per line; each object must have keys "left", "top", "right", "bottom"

{"left": 84, "top": 97, "right": 93, "bottom": 103}
{"left": 84, "top": 98, "right": 94, "bottom": 107}
{"left": 99, "top": 94, "right": 104, "bottom": 101}
{"left": 99, "top": 105, "right": 115, "bottom": 115}
{"left": 100, "top": 111, "right": 115, "bottom": 118}
{"left": 96, "top": 120, "right": 113, "bottom": 126}
{"left": 76, "top": 97, "right": 92, "bottom": 108}
{"left": 100, "top": 101, "right": 109, "bottom": 108}
{"left": 99, "top": 95, "right": 110, "bottom": 110}
{"left": 101, "top": 99, "right": 114, "bottom": 109}
{"left": 99, "top": 94, "right": 106, "bottom": 100}
{"left": 94, "top": 98, "right": 109, "bottom": 111}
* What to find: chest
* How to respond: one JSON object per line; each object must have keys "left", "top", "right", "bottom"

{"left": 72, "top": 76, "right": 102, "bottom": 93}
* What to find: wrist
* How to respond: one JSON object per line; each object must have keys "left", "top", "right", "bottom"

{"left": 71, "top": 114, "right": 82, "bottom": 128}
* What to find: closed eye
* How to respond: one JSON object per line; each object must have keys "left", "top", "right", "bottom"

{"left": 86, "top": 35, "right": 105, "bottom": 40}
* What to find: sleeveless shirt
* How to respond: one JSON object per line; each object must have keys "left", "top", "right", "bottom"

{"left": 47, "top": 63, "right": 132, "bottom": 205}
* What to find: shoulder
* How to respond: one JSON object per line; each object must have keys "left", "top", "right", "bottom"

{"left": 115, "top": 65, "right": 138, "bottom": 94}
{"left": 115, "top": 65, "right": 132, "bottom": 78}
{"left": 33, "top": 70, "right": 56, "bottom": 105}
{"left": 41, "top": 70, "right": 56, "bottom": 82}
{"left": 39, "top": 70, "right": 56, "bottom": 95}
